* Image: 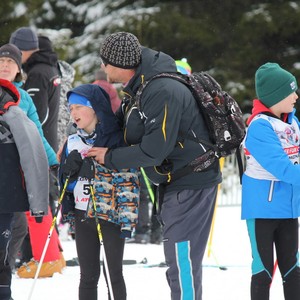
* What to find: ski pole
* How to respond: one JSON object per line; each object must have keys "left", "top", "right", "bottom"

{"left": 89, "top": 180, "right": 115, "bottom": 300}
{"left": 27, "top": 175, "right": 70, "bottom": 300}
{"left": 207, "top": 158, "right": 224, "bottom": 258}
{"left": 140, "top": 167, "right": 155, "bottom": 204}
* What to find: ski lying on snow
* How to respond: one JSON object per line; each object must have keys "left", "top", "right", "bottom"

{"left": 66, "top": 257, "right": 246, "bottom": 270}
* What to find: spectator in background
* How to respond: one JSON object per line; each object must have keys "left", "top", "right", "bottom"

{"left": 93, "top": 69, "right": 121, "bottom": 113}
{"left": 9, "top": 27, "right": 64, "bottom": 278}
{"left": 10, "top": 30, "right": 61, "bottom": 151}
{"left": 175, "top": 58, "right": 192, "bottom": 75}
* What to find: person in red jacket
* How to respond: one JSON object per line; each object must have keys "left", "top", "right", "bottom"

{"left": 93, "top": 69, "right": 121, "bottom": 113}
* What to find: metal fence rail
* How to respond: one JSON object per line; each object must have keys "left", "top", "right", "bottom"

{"left": 218, "top": 152, "right": 245, "bottom": 207}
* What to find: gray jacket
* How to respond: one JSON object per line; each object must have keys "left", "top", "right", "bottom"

{"left": 0, "top": 106, "right": 48, "bottom": 214}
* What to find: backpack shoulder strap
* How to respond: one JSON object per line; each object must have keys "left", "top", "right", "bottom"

{"left": 135, "top": 72, "right": 190, "bottom": 109}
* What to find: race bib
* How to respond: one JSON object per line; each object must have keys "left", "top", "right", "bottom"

{"left": 284, "top": 146, "right": 300, "bottom": 165}
{"left": 73, "top": 178, "right": 91, "bottom": 211}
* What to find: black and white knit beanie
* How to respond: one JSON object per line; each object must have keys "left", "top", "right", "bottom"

{"left": 99, "top": 32, "right": 141, "bottom": 69}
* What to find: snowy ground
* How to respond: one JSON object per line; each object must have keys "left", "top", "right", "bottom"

{"left": 12, "top": 206, "right": 289, "bottom": 300}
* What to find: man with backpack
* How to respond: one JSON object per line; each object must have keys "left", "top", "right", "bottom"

{"left": 84, "top": 32, "right": 222, "bottom": 300}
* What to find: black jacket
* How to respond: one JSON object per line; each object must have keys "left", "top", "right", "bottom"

{"left": 105, "top": 47, "right": 221, "bottom": 191}
{"left": 23, "top": 36, "right": 61, "bottom": 151}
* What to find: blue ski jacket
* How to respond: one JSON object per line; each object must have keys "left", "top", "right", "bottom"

{"left": 242, "top": 100, "right": 300, "bottom": 219}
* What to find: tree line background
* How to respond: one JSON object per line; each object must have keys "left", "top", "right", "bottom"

{"left": 1, "top": 0, "right": 300, "bottom": 113}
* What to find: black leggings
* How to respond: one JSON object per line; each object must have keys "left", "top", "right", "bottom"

{"left": 75, "top": 209, "right": 126, "bottom": 300}
{"left": 247, "top": 218, "right": 300, "bottom": 300}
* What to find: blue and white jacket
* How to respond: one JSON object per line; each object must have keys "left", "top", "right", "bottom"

{"left": 242, "top": 99, "right": 300, "bottom": 219}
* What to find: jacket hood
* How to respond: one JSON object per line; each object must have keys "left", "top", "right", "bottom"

{"left": 23, "top": 48, "right": 58, "bottom": 72}
{"left": 67, "top": 84, "right": 125, "bottom": 148}
{"left": 247, "top": 99, "right": 292, "bottom": 125}
{"left": 124, "top": 47, "right": 177, "bottom": 96}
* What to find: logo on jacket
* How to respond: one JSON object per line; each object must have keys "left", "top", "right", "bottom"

{"left": 53, "top": 77, "right": 62, "bottom": 86}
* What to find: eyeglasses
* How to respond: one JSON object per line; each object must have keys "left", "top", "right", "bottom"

{"left": 100, "top": 57, "right": 108, "bottom": 67}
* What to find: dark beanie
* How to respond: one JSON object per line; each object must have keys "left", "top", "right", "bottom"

{"left": 0, "top": 44, "right": 22, "bottom": 71}
{"left": 9, "top": 27, "right": 38, "bottom": 51}
{"left": 255, "top": 62, "right": 298, "bottom": 108}
{"left": 99, "top": 32, "right": 141, "bottom": 69}
{"left": 38, "top": 36, "right": 53, "bottom": 51}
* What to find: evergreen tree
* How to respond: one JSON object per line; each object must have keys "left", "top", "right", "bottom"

{"left": 5, "top": 0, "right": 300, "bottom": 107}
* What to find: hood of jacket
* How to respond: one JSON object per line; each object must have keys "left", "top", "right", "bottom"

{"left": 67, "top": 84, "right": 125, "bottom": 148}
{"left": 123, "top": 47, "right": 177, "bottom": 96}
{"left": 247, "top": 99, "right": 291, "bottom": 125}
{"left": 23, "top": 49, "right": 58, "bottom": 73}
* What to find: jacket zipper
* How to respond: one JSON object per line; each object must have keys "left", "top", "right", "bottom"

{"left": 268, "top": 181, "right": 274, "bottom": 202}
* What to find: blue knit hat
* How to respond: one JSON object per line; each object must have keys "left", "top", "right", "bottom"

{"left": 68, "top": 93, "right": 92, "bottom": 108}
{"left": 255, "top": 62, "right": 298, "bottom": 108}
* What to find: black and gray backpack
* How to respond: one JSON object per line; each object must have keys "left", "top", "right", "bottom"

{"left": 134, "top": 72, "right": 246, "bottom": 180}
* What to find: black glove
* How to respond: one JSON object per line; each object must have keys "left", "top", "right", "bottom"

{"left": 49, "top": 164, "right": 59, "bottom": 200}
{"left": 31, "top": 210, "right": 45, "bottom": 221}
{"left": 0, "top": 79, "right": 20, "bottom": 114}
{"left": 78, "top": 157, "right": 95, "bottom": 181}
{"left": 35, "top": 216, "right": 43, "bottom": 223}
{"left": 61, "top": 150, "right": 83, "bottom": 183}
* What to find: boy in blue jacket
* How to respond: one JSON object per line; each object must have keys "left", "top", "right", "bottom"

{"left": 242, "top": 62, "right": 300, "bottom": 300}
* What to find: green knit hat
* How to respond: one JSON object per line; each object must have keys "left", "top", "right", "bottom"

{"left": 255, "top": 62, "right": 298, "bottom": 108}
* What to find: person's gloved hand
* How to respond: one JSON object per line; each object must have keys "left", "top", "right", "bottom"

{"left": 61, "top": 150, "right": 83, "bottom": 183}
{"left": 0, "top": 79, "right": 20, "bottom": 114}
{"left": 35, "top": 216, "right": 43, "bottom": 223}
{"left": 120, "top": 230, "right": 132, "bottom": 239}
{"left": 78, "top": 157, "right": 95, "bottom": 181}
